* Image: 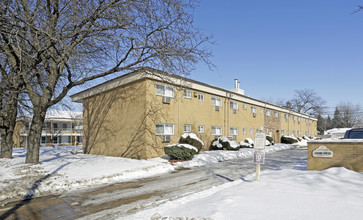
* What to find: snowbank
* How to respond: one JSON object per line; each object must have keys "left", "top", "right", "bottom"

{"left": 129, "top": 167, "right": 363, "bottom": 220}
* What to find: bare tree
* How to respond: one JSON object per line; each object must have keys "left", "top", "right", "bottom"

{"left": 335, "top": 102, "right": 361, "bottom": 128}
{"left": 0, "top": 0, "right": 212, "bottom": 163}
{"left": 284, "top": 89, "right": 326, "bottom": 117}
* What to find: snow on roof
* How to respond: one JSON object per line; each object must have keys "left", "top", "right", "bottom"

{"left": 45, "top": 110, "right": 82, "bottom": 119}
{"left": 324, "top": 128, "right": 350, "bottom": 135}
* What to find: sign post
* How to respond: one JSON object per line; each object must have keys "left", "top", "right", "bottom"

{"left": 254, "top": 131, "right": 266, "bottom": 181}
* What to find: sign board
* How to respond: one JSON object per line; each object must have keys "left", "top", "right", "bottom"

{"left": 254, "top": 150, "right": 265, "bottom": 164}
{"left": 254, "top": 132, "right": 266, "bottom": 150}
{"left": 312, "top": 146, "right": 333, "bottom": 158}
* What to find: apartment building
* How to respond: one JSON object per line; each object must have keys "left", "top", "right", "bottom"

{"left": 14, "top": 110, "right": 83, "bottom": 148}
{"left": 71, "top": 68, "right": 317, "bottom": 159}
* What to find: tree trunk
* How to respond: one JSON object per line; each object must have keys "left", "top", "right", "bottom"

{"left": 0, "top": 93, "right": 18, "bottom": 159}
{"left": 25, "top": 108, "right": 46, "bottom": 164}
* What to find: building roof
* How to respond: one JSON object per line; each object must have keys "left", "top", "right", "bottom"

{"left": 18, "top": 110, "right": 82, "bottom": 121}
{"left": 70, "top": 67, "right": 317, "bottom": 121}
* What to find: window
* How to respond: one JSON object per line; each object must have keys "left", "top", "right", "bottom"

{"left": 211, "top": 96, "right": 222, "bottom": 106}
{"left": 41, "top": 136, "right": 46, "bottom": 144}
{"left": 184, "top": 124, "right": 191, "bottom": 133}
{"left": 156, "top": 123, "right": 174, "bottom": 135}
{"left": 243, "top": 104, "right": 247, "bottom": 110}
{"left": 230, "top": 101, "right": 238, "bottom": 110}
{"left": 297, "top": 131, "right": 300, "bottom": 136}
{"left": 156, "top": 84, "right": 174, "bottom": 97}
{"left": 274, "top": 111, "right": 278, "bottom": 118}
{"left": 243, "top": 128, "right": 247, "bottom": 134}
{"left": 198, "top": 93, "right": 204, "bottom": 101}
{"left": 293, "top": 116, "right": 296, "bottom": 121}
{"left": 292, "top": 130, "right": 296, "bottom": 136}
{"left": 60, "top": 136, "right": 71, "bottom": 144}
{"left": 25, "top": 122, "right": 31, "bottom": 130}
{"left": 251, "top": 106, "right": 257, "bottom": 113}
{"left": 266, "top": 109, "right": 271, "bottom": 116}
{"left": 260, "top": 108, "right": 263, "bottom": 113}
{"left": 184, "top": 89, "right": 191, "bottom": 98}
{"left": 230, "top": 127, "right": 238, "bottom": 136}
{"left": 198, "top": 125, "right": 205, "bottom": 134}
{"left": 281, "top": 130, "right": 285, "bottom": 135}
{"left": 212, "top": 126, "right": 222, "bottom": 136}
{"left": 250, "top": 128, "right": 254, "bottom": 134}
{"left": 284, "top": 114, "right": 288, "bottom": 120}
{"left": 53, "top": 137, "right": 58, "bottom": 144}
{"left": 297, "top": 117, "right": 301, "bottom": 123}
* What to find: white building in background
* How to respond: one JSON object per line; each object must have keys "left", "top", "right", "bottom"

{"left": 15, "top": 110, "right": 83, "bottom": 147}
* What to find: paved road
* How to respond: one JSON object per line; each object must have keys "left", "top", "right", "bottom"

{"left": 0, "top": 148, "right": 307, "bottom": 220}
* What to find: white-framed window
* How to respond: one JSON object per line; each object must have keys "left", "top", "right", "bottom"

{"left": 293, "top": 115, "right": 296, "bottom": 121}
{"left": 292, "top": 130, "right": 295, "bottom": 136}
{"left": 250, "top": 128, "right": 254, "bottom": 134}
{"left": 297, "top": 131, "right": 300, "bottom": 136}
{"left": 211, "top": 96, "right": 222, "bottom": 106}
{"left": 156, "top": 84, "right": 174, "bottom": 97}
{"left": 251, "top": 106, "right": 257, "bottom": 113}
{"left": 53, "top": 137, "right": 58, "bottom": 144}
{"left": 266, "top": 109, "right": 271, "bottom": 116}
{"left": 260, "top": 108, "right": 263, "bottom": 113}
{"left": 41, "top": 136, "right": 46, "bottom": 144}
{"left": 243, "top": 104, "right": 247, "bottom": 110}
{"left": 284, "top": 114, "right": 288, "bottom": 120}
{"left": 243, "top": 128, "right": 247, "bottom": 134}
{"left": 198, "top": 93, "right": 204, "bottom": 101}
{"left": 184, "top": 124, "right": 192, "bottom": 133}
{"left": 230, "top": 127, "right": 238, "bottom": 136}
{"left": 198, "top": 125, "right": 205, "bottom": 134}
{"left": 274, "top": 111, "right": 278, "bottom": 118}
{"left": 281, "top": 130, "right": 285, "bottom": 135}
{"left": 184, "top": 89, "right": 191, "bottom": 98}
{"left": 230, "top": 101, "right": 238, "bottom": 110}
{"left": 156, "top": 123, "right": 174, "bottom": 135}
{"left": 212, "top": 126, "right": 222, "bottom": 136}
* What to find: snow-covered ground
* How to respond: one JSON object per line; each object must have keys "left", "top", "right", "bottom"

{"left": 128, "top": 167, "right": 363, "bottom": 220}
{"left": 0, "top": 144, "right": 293, "bottom": 204}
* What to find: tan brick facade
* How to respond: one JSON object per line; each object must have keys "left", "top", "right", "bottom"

{"left": 72, "top": 68, "right": 318, "bottom": 159}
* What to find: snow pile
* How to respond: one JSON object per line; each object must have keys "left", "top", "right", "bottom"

{"left": 0, "top": 146, "right": 174, "bottom": 203}
{"left": 176, "top": 144, "right": 293, "bottom": 167}
{"left": 129, "top": 167, "right": 363, "bottom": 220}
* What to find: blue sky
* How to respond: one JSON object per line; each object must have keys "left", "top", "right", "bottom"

{"left": 189, "top": 0, "right": 363, "bottom": 116}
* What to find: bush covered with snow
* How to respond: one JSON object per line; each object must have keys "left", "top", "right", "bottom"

{"left": 210, "top": 137, "right": 240, "bottom": 151}
{"left": 281, "top": 136, "right": 298, "bottom": 144}
{"left": 266, "top": 135, "right": 274, "bottom": 145}
{"left": 245, "top": 138, "right": 254, "bottom": 146}
{"left": 164, "top": 144, "right": 198, "bottom": 160}
{"left": 179, "top": 133, "right": 204, "bottom": 152}
{"left": 239, "top": 141, "right": 253, "bottom": 148}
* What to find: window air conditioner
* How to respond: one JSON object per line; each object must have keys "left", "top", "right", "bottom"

{"left": 253, "top": 112, "right": 256, "bottom": 117}
{"left": 162, "top": 96, "right": 171, "bottom": 104}
{"left": 194, "top": 92, "right": 198, "bottom": 97}
{"left": 162, "top": 135, "right": 170, "bottom": 143}
{"left": 233, "top": 109, "right": 237, "bottom": 114}
{"left": 215, "top": 106, "right": 220, "bottom": 111}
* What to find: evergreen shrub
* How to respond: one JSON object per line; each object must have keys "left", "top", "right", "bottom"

{"left": 164, "top": 144, "right": 198, "bottom": 160}
{"left": 281, "top": 136, "right": 299, "bottom": 144}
